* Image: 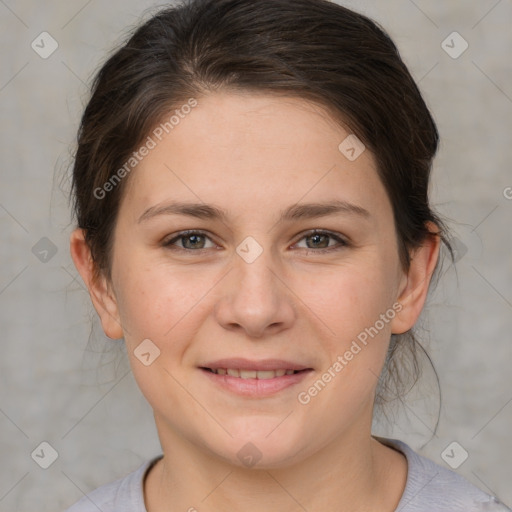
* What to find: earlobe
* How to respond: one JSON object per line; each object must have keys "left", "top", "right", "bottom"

{"left": 69, "top": 228, "right": 124, "bottom": 340}
{"left": 391, "top": 223, "right": 441, "bottom": 335}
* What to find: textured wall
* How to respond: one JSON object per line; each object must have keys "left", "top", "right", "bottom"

{"left": 0, "top": 1, "right": 511, "bottom": 510}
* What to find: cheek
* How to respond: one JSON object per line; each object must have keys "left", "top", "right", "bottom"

{"left": 300, "top": 258, "right": 397, "bottom": 342}
{"left": 294, "top": 257, "right": 397, "bottom": 398}
{"left": 293, "top": 267, "right": 395, "bottom": 425}
{"left": 114, "top": 258, "right": 213, "bottom": 352}
{"left": 114, "top": 264, "right": 204, "bottom": 413}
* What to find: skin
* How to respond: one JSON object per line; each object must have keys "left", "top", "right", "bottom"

{"left": 70, "top": 91, "right": 440, "bottom": 511}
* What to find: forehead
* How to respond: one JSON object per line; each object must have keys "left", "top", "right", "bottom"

{"left": 119, "top": 91, "right": 390, "bottom": 223}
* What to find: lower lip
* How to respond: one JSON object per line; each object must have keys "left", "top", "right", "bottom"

{"left": 199, "top": 368, "right": 312, "bottom": 397}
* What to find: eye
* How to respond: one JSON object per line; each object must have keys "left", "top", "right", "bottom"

{"left": 163, "top": 230, "right": 216, "bottom": 251}
{"left": 293, "top": 230, "right": 348, "bottom": 253}
{"left": 162, "top": 229, "right": 348, "bottom": 253}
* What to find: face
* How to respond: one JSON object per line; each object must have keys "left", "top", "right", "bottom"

{"left": 72, "top": 91, "right": 436, "bottom": 469}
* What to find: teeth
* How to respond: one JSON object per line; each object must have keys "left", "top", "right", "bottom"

{"left": 254, "top": 370, "right": 275, "bottom": 379}
{"left": 240, "top": 370, "right": 257, "bottom": 379}
{"left": 211, "top": 368, "right": 299, "bottom": 379}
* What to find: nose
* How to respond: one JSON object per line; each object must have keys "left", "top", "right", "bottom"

{"left": 213, "top": 246, "right": 296, "bottom": 339}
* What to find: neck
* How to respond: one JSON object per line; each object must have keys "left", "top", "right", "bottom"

{"left": 144, "top": 416, "right": 407, "bottom": 512}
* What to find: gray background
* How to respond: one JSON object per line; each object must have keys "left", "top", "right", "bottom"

{"left": 0, "top": 0, "right": 511, "bottom": 510}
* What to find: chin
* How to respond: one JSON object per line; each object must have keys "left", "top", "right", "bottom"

{"left": 210, "top": 419, "right": 311, "bottom": 469}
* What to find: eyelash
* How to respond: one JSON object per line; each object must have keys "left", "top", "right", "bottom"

{"left": 162, "top": 229, "right": 349, "bottom": 254}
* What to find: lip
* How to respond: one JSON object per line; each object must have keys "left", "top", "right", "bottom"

{"left": 199, "top": 358, "right": 313, "bottom": 398}
{"left": 200, "top": 358, "right": 311, "bottom": 372}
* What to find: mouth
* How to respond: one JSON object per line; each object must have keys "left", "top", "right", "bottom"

{"left": 200, "top": 367, "right": 307, "bottom": 379}
{"left": 198, "top": 359, "right": 313, "bottom": 397}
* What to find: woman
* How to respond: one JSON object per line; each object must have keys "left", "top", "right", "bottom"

{"left": 65, "top": 0, "right": 510, "bottom": 510}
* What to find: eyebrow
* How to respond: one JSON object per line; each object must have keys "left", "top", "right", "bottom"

{"left": 137, "top": 199, "right": 370, "bottom": 224}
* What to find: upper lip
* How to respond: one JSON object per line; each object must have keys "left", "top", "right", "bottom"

{"left": 200, "top": 358, "right": 312, "bottom": 371}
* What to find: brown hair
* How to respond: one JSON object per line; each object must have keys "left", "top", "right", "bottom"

{"left": 71, "top": 0, "right": 453, "bottom": 410}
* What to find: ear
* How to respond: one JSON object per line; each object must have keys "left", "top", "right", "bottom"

{"left": 69, "top": 228, "right": 124, "bottom": 340}
{"left": 391, "top": 222, "right": 441, "bottom": 335}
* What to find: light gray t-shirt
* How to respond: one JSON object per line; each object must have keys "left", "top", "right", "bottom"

{"left": 64, "top": 438, "right": 511, "bottom": 511}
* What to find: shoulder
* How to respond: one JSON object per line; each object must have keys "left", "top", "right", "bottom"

{"left": 378, "top": 437, "right": 511, "bottom": 512}
{"left": 63, "top": 456, "right": 162, "bottom": 512}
